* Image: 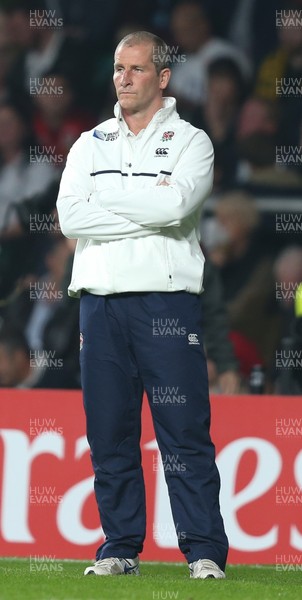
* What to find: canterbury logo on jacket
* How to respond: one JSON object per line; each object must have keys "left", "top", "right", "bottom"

{"left": 57, "top": 97, "right": 214, "bottom": 296}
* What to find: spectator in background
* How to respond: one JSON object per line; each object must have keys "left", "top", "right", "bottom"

{"left": 291, "top": 282, "right": 302, "bottom": 393}
{"left": 59, "top": 0, "right": 121, "bottom": 46}
{"left": 1, "top": 236, "right": 70, "bottom": 334}
{"left": 0, "top": 328, "right": 33, "bottom": 387}
{"left": 273, "top": 246, "right": 302, "bottom": 394}
{"left": 0, "top": 236, "right": 79, "bottom": 389}
{"left": 254, "top": 6, "right": 302, "bottom": 159}
{"left": 0, "top": 321, "right": 78, "bottom": 389}
{"left": 191, "top": 57, "right": 247, "bottom": 191}
{"left": 121, "top": 0, "right": 281, "bottom": 68}
{"left": 0, "top": 10, "right": 10, "bottom": 46}
{"left": 0, "top": 99, "right": 58, "bottom": 304}
{"left": 41, "top": 238, "right": 81, "bottom": 390}
{"left": 4, "top": 2, "right": 33, "bottom": 52}
{"left": 25, "top": 237, "right": 71, "bottom": 350}
{"left": 0, "top": 173, "right": 61, "bottom": 304}
{"left": 255, "top": 5, "right": 302, "bottom": 101}
{"left": 5, "top": 0, "right": 95, "bottom": 113}
{"left": 32, "top": 71, "right": 95, "bottom": 166}
{"left": 0, "top": 102, "right": 57, "bottom": 231}
{"left": 213, "top": 0, "right": 281, "bottom": 67}
{"left": 0, "top": 325, "right": 53, "bottom": 388}
{"left": 206, "top": 191, "right": 278, "bottom": 376}
{"left": 235, "top": 97, "right": 302, "bottom": 193}
{"left": 168, "top": 0, "right": 251, "bottom": 114}
{"left": 274, "top": 245, "right": 302, "bottom": 340}
{"left": 202, "top": 259, "right": 241, "bottom": 393}
{"left": 0, "top": 10, "right": 16, "bottom": 104}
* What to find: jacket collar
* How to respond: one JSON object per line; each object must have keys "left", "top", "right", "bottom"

{"left": 114, "top": 97, "right": 178, "bottom": 132}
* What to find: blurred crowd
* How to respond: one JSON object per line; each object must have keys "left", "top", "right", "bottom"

{"left": 0, "top": 0, "right": 301, "bottom": 394}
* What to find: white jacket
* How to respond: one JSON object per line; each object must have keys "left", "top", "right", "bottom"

{"left": 57, "top": 97, "right": 213, "bottom": 297}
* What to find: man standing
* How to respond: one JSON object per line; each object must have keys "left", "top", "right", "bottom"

{"left": 57, "top": 31, "right": 228, "bottom": 579}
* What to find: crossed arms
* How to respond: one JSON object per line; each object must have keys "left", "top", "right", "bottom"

{"left": 57, "top": 130, "right": 213, "bottom": 241}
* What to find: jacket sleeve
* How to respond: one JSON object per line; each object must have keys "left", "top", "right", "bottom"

{"left": 93, "top": 130, "right": 213, "bottom": 227}
{"left": 57, "top": 135, "right": 159, "bottom": 240}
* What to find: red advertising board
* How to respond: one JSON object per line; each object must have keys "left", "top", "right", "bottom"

{"left": 0, "top": 389, "right": 302, "bottom": 564}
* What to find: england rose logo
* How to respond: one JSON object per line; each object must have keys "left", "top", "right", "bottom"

{"left": 161, "top": 131, "right": 175, "bottom": 141}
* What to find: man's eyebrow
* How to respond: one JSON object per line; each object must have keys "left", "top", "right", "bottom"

{"left": 114, "top": 62, "right": 145, "bottom": 68}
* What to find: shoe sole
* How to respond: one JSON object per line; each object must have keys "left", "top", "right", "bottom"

{"left": 84, "top": 569, "right": 140, "bottom": 576}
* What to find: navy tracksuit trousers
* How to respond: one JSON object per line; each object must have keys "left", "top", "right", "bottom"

{"left": 79, "top": 291, "right": 228, "bottom": 569}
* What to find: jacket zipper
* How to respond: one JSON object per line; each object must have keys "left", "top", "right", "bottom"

{"left": 164, "top": 237, "right": 173, "bottom": 289}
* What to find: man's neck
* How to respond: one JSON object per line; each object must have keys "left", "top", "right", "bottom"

{"left": 122, "top": 100, "right": 164, "bottom": 136}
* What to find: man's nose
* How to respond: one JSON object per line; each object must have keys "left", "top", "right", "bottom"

{"left": 121, "top": 70, "right": 132, "bottom": 86}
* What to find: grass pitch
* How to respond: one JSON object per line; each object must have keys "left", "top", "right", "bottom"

{"left": 0, "top": 559, "right": 301, "bottom": 600}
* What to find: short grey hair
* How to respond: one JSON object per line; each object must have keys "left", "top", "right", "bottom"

{"left": 115, "top": 31, "right": 170, "bottom": 75}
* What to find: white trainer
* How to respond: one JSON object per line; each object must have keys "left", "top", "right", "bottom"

{"left": 189, "top": 559, "right": 226, "bottom": 579}
{"left": 84, "top": 556, "right": 140, "bottom": 576}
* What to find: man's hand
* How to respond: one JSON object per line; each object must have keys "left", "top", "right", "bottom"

{"left": 218, "top": 370, "right": 241, "bottom": 394}
{"left": 207, "top": 360, "right": 241, "bottom": 394}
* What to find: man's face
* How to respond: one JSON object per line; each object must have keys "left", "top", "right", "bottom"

{"left": 113, "top": 42, "right": 169, "bottom": 115}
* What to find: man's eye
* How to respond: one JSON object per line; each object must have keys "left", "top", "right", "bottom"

{"left": 134, "top": 67, "right": 143, "bottom": 72}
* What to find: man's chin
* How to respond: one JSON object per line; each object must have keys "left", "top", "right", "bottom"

{"left": 119, "top": 95, "right": 135, "bottom": 103}
{"left": 118, "top": 97, "right": 138, "bottom": 111}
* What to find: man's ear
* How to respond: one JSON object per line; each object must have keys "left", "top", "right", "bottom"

{"left": 159, "top": 68, "right": 171, "bottom": 90}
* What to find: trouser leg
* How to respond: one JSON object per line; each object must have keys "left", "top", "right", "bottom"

{"left": 128, "top": 291, "right": 229, "bottom": 569}
{"left": 79, "top": 293, "right": 145, "bottom": 559}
